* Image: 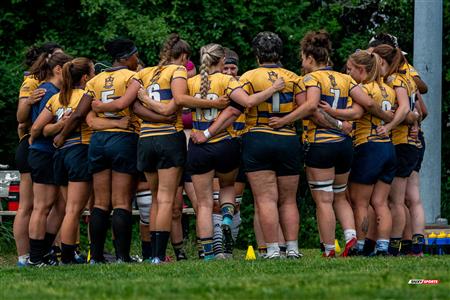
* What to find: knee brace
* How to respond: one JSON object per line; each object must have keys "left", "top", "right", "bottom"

{"left": 333, "top": 183, "right": 347, "bottom": 193}
{"left": 136, "top": 190, "right": 152, "bottom": 225}
{"left": 308, "top": 180, "right": 333, "bottom": 192}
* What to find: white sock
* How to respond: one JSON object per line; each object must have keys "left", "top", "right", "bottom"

{"left": 344, "top": 229, "right": 357, "bottom": 244}
{"left": 324, "top": 244, "right": 335, "bottom": 256}
{"left": 18, "top": 254, "right": 29, "bottom": 263}
{"left": 266, "top": 243, "right": 280, "bottom": 256}
{"left": 286, "top": 240, "right": 298, "bottom": 253}
{"left": 231, "top": 211, "right": 241, "bottom": 242}
{"left": 356, "top": 239, "right": 365, "bottom": 251}
{"left": 376, "top": 239, "right": 389, "bottom": 252}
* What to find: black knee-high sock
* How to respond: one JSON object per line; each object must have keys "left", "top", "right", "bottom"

{"left": 61, "top": 243, "right": 77, "bottom": 263}
{"left": 141, "top": 240, "right": 152, "bottom": 260}
{"left": 89, "top": 207, "right": 110, "bottom": 261}
{"left": 181, "top": 214, "right": 190, "bottom": 240}
{"left": 112, "top": 208, "right": 132, "bottom": 261}
{"left": 151, "top": 231, "right": 158, "bottom": 259}
{"left": 29, "top": 238, "right": 46, "bottom": 263}
{"left": 44, "top": 232, "right": 57, "bottom": 254}
{"left": 152, "top": 231, "right": 170, "bottom": 261}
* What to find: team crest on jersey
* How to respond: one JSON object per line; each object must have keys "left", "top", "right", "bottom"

{"left": 380, "top": 85, "right": 388, "bottom": 100}
{"left": 267, "top": 71, "right": 278, "bottom": 83}
{"left": 104, "top": 76, "right": 114, "bottom": 89}
{"left": 328, "top": 74, "right": 337, "bottom": 88}
{"left": 386, "top": 75, "right": 394, "bottom": 84}
{"left": 303, "top": 74, "right": 313, "bottom": 83}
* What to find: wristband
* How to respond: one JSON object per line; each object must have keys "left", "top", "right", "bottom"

{"left": 336, "top": 120, "right": 343, "bottom": 130}
{"left": 203, "top": 129, "right": 211, "bottom": 139}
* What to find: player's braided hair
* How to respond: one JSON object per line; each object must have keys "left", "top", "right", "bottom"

{"left": 199, "top": 44, "right": 224, "bottom": 99}
{"left": 301, "top": 30, "right": 332, "bottom": 65}
{"left": 151, "top": 33, "right": 191, "bottom": 85}
{"left": 252, "top": 31, "right": 283, "bottom": 64}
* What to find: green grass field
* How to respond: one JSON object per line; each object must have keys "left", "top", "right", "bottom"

{"left": 0, "top": 250, "right": 448, "bottom": 300}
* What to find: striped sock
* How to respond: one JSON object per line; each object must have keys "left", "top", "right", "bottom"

{"left": 212, "top": 214, "right": 224, "bottom": 255}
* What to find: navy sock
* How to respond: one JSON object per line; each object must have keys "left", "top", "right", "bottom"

{"left": 388, "top": 238, "right": 401, "bottom": 256}
{"left": 400, "top": 240, "right": 412, "bottom": 255}
{"left": 412, "top": 234, "right": 425, "bottom": 254}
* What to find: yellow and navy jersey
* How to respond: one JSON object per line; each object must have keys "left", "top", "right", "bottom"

{"left": 85, "top": 66, "right": 139, "bottom": 134}
{"left": 232, "top": 113, "right": 246, "bottom": 137}
{"left": 46, "top": 89, "right": 92, "bottom": 148}
{"left": 133, "top": 64, "right": 186, "bottom": 137}
{"left": 386, "top": 71, "right": 418, "bottom": 145}
{"left": 240, "top": 65, "right": 304, "bottom": 136}
{"left": 353, "top": 82, "right": 396, "bottom": 146}
{"left": 399, "top": 63, "right": 419, "bottom": 78}
{"left": 187, "top": 72, "right": 244, "bottom": 143}
{"left": 303, "top": 68, "right": 356, "bottom": 143}
{"left": 19, "top": 72, "right": 40, "bottom": 98}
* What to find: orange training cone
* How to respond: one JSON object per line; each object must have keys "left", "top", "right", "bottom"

{"left": 245, "top": 245, "right": 256, "bottom": 260}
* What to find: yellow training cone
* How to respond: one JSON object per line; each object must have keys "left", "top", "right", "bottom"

{"left": 335, "top": 239, "right": 341, "bottom": 254}
{"left": 245, "top": 245, "right": 256, "bottom": 260}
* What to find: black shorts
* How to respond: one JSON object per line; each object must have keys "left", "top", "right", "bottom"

{"left": 137, "top": 131, "right": 186, "bottom": 173}
{"left": 28, "top": 149, "right": 55, "bottom": 185}
{"left": 89, "top": 131, "right": 138, "bottom": 175}
{"left": 235, "top": 164, "right": 246, "bottom": 183}
{"left": 350, "top": 142, "right": 397, "bottom": 185}
{"left": 242, "top": 132, "right": 302, "bottom": 176}
{"left": 54, "top": 144, "right": 91, "bottom": 186}
{"left": 395, "top": 144, "right": 419, "bottom": 178}
{"left": 414, "top": 132, "right": 425, "bottom": 172}
{"left": 187, "top": 138, "right": 240, "bottom": 175}
{"left": 304, "top": 138, "right": 353, "bottom": 174}
{"left": 15, "top": 135, "right": 31, "bottom": 174}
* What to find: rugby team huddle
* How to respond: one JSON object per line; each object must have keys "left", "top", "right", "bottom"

{"left": 13, "top": 29, "right": 428, "bottom": 267}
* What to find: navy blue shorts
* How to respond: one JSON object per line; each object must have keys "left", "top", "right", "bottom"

{"left": 54, "top": 144, "right": 91, "bottom": 186}
{"left": 28, "top": 149, "right": 55, "bottom": 185}
{"left": 395, "top": 144, "right": 419, "bottom": 178}
{"left": 242, "top": 132, "right": 302, "bottom": 176}
{"left": 414, "top": 132, "right": 425, "bottom": 172}
{"left": 350, "top": 142, "right": 396, "bottom": 185}
{"left": 137, "top": 131, "right": 186, "bottom": 173}
{"left": 304, "top": 138, "right": 353, "bottom": 174}
{"left": 89, "top": 131, "right": 138, "bottom": 175}
{"left": 16, "top": 135, "right": 31, "bottom": 174}
{"left": 187, "top": 138, "right": 240, "bottom": 175}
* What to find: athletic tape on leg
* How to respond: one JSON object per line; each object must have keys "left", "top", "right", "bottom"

{"left": 308, "top": 180, "right": 333, "bottom": 192}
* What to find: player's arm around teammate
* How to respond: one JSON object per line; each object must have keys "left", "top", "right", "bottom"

{"left": 372, "top": 44, "right": 420, "bottom": 255}
{"left": 27, "top": 52, "right": 72, "bottom": 266}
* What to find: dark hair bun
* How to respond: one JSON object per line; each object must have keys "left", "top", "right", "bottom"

{"left": 105, "top": 38, "right": 136, "bottom": 59}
